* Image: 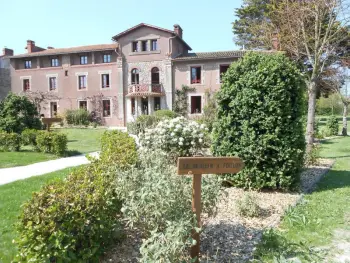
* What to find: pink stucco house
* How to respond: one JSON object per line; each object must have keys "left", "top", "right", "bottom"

{"left": 10, "top": 23, "right": 245, "bottom": 127}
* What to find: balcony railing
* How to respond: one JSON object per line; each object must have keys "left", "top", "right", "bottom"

{"left": 127, "top": 84, "right": 165, "bottom": 97}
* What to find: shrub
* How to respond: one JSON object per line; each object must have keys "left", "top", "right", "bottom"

{"left": 0, "top": 93, "right": 42, "bottom": 133}
{"left": 15, "top": 164, "right": 123, "bottom": 262}
{"left": 153, "top": 109, "right": 178, "bottom": 119}
{"left": 173, "top": 85, "right": 196, "bottom": 116}
{"left": 212, "top": 52, "right": 306, "bottom": 190}
{"left": 36, "top": 131, "right": 68, "bottom": 155}
{"left": 115, "top": 150, "right": 221, "bottom": 262}
{"left": 127, "top": 115, "right": 160, "bottom": 135}
{"left": 0, "top": 131, "right": 21, "bottom": 151}
{"left": 196, "top": 91, "right": 217, "bottom": 132}
{"left": 65, "top": 109, "right": 90, "bottom": 126}
{"left": 236, "top": 192, "right": 261, "bottom": 217}
{"left": 139, "top": 116, "right": 208, "bottom": 161}
{"left": 100, "top": 130, "right": 137, "bottom": 168}
{"left": 325, "top": 115, "right": 339, "bottom": 136}
{"left": 21, "top": 128, "right": 38, "bottom": 147}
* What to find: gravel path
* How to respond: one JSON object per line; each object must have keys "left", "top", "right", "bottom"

{"left": 0, "top": 152, "right": 99, "bottom": 185}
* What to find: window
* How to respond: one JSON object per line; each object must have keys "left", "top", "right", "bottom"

{"left": 151, "top": 67, "right": 160, "bottom": 84}
{"left": 132, "top": 41, "right": 139, "bottom": 52}
{"left": 191, "top": 67, "right": 201, "bottom": 84}
{"left": 79, "top": 100, "right": 87, "bottom": 110}
{"left": 141, "top": 41, "right": 148, "bottom": 51}
{"left": 80, "top": 55, "right": 88, "bottom": 65}
{"left": 191, "top": 96, "right": 202, "bottom": 114}
{"left": 49, "top": 77, "right": 57, "bottom": 91}
{"left": 101, "top": 74, "right": 110, "bottom": 88}
{"left": 103, "top": 54, "right": 111, "bottom": 63}
{"left": 50, "top": 102, "right": 58, "bottom": 117}
{"left": 51, "top": 58, "right": 59, "bottom": 67}
{"left": 102, "top": 99, "right": 111, "bottom": 117}
{"left": 23, "top": 79, "right": 30, "bottom": 91}
{"left": 78, "top": 75, "right": 87, "bottom": 90}
{"left": 151, "top": 40, "right": 157, "bottom": 51}
{"left": 154, "top": 97, "right": 161, "bottom": 111}
{"left": 65, "top": 70, "right": 68, "bottom": 76}
{"left": 24, "top": 60, "right": 32, "bottom": 69}
{"left": 131, "top": 69, "right": 139, "bottom": 84}
{"left": 131, "top": 98, "right": 135, "bottom": 115}
{"left": 219, "top": 65, "right": 230, "bottom": 82}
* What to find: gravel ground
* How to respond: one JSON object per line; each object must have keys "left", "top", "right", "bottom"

{"left": 102, "top": 158, "right": 334, "bottom": 262}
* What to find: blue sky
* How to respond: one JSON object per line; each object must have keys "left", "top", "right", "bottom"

{"left": 0, "top": 0, "right": 243, "bottom": 55}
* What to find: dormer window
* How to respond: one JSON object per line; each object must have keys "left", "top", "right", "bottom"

{"left": 151, "top": 40, "right": 157, "bottom": 51}
{"left": 51, "top": 58, "right": 59, "bottom": 67}
{"left": 132, "top": 42, "right": 139, "bottom": 52}
{"left": 80, "top": 55, "right": 88, "bottom": 65}
{"left": 141, "top": 41, "right": 148, "bottom": 51}
{"left": 103, "top": 54, "right": 111, "bottom": 63}
{"left": 24, "top": 60, "right": 32, "bottom": 69}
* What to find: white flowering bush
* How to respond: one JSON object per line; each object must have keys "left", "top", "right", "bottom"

{"left": 139, "top": 116, "right": 209, "bottom": 159}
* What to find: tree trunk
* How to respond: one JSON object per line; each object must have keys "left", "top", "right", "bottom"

{"left": 342, "top": 102, "right": 348, "bottom": 136}
{"left": 306, "top": 81, "right": 317, "bottom": 153}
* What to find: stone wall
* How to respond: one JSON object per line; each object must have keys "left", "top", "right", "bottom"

{"left": 0, "top": 56, "right": 11, "bottom": 100}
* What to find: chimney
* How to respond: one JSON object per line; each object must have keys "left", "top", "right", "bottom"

{"left": 47, "top": 46, "right": 54, "bottom": 49}
{"left": 26, "top": 40, "right": 35, "bottom": 53}
{"left": 272, "top": 32, "right": 279, "bottom": 51}
{"left": 2, "top": 48, "right": 14, "bottom": 56}
{"left": 174, "top": 24, "right": 183, "bottom": 39}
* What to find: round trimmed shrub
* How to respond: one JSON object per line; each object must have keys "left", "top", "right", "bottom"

{"left": 212, "top": 52, "right": 305, "bottom": 190}
{"left": 36, "top": 131, "right": 68, "bottom": 155}
{"left": 0, "top": 131, "right": 21, "bottom": 151}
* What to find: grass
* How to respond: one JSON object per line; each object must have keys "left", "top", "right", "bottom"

{"left": 0, "top": 167, "right": 79, "bottom": 262}
{"left": 0, "top": 128, "right": 106, "bottom": 168}
{"left": 255, "top": 136, "right": 350, "bottom": 262}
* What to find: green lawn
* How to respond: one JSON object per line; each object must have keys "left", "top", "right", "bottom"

{"left": 0, "top": 167, "right": 79, "bottom": 262}
{"left": 255, "top": 136, "right": 350, "bottom": 262}
{"left": 0, "top": 128, "right": 106, "bottom": 168}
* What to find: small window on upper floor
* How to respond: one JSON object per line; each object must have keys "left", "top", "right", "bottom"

{"left": 151, "top": 40, "right": 157, "bottom": 51}
{"left": 24, "top": 60, "right": 32, "bottom": 69}
{"left": 78, "top": 75, "right": 87, "bottom": 90}
{"left": 141, "top": 41, "right": 148, "bottom": 51}
{"left": 80, "top": 55, "right": 88, "bottom": 65}
{"left": 49, "top": 77, "right": 57, "bottom": 91}
{"left": 101, "top": 74, "right": 110, "bottom": 89}
{"left": 191, "top": 66, "right": 201, "bottom": 84}
{"left": 103, "top": 54, "right": 111, "bottom": 63}
{"left": 51, "top": 58, "right": 59, "bottom": 67}
{"left": 132, "top": 41, "right": 139, "bottom": 52}
{"left": 219, "top": 65, "right": 230, "bottom": 82}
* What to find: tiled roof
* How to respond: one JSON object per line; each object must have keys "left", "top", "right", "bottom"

{"left": 11, "top": 44, "right": 118, "bottom": 58}
{"left": 173, "top": 50, "right": 247, "bottom": 61}
{"left": 112, "top": 23, "right": 192, "bottom": 51}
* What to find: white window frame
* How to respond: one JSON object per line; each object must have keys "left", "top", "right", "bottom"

{"left": 46, "top": 74, "right": 58, "bottom": 92}
{"left": 188, "top": 93, "right": 204, "bottom": 115}
{"left": 216, "top": 63, "right": 231, "bottom": 84}
{"left": 98, "top": 70, "right": 112, "bottom": 90}
{"left": 187, "top": 64, "right": 204, "bottom": 85}
{"left": 75, "top": 72, "right": 88, "bottom": 91}
{"left": 102, "top": 98, "right": 112, "bottom": 118}
{"left": 20, "top": 76, "right": 32, "bottom": 91}
{"left": 49, "top": 100, "right": 59, "bottom": 118}
{"left": 77, "top": 99, "right": 88, "bottom": 111}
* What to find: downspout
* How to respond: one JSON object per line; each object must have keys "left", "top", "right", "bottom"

{"left": 114, "top": 45, "right": 126, "bottom": 127}
{"left": 168, "top": 35, "right": 177, "bottom": 58}
{"left": 168, "top": 35, "right": 177, "bottom": 111}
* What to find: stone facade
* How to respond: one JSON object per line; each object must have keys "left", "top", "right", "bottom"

{"left": 0, "top": 48, "right": 13, "bottom": 100}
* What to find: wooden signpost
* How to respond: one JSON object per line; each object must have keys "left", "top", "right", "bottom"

{"left": 41, "top": 118, "right": 62, "bottom": 131}
{"left": 177, "top": 156, "right": 244, "bottom": 262}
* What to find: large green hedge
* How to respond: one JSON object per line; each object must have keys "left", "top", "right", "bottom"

{"left": 212, "top": 52, "right": 305, "bottom": 190}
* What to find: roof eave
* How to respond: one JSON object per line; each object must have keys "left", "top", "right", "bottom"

{"left": 173, "top": 56, "right": 243, "bottom": 62}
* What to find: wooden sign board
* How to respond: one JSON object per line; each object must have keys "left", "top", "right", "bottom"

{"left": 177, "top": 157, "right": 244, "bottom": 175}
{"left": 42, "top": 118, "right": 62, "bottom": 125}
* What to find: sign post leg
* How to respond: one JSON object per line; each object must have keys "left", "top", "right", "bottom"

{"left": 191, "top": 174, "right": 202, "bottom": 262}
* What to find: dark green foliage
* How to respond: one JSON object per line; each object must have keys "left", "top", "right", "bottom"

{"left": 212, "top": 52, "right": 305, "bottom": 190}
{"left": 0, "top": 132, "right": 21, "bottom": 152}
{"left": 65, "top": 109, "right": 90, "bottom": 126}
{"left": 173, "top": 85, "right": 195, "bottom": 116}
{"left": 197, "top": 91, "right": 217, "bottom": 132}
{"left": 127, "top": 115, "right": 160, "bottom": 135}
{"left": 100, "top": 130, "right": 137, "bottom": 169}
{"left": 21, "top": 129, "right": 38, "bottom": 147}
{"left": 36, "top": 131, "right": 68, "bottom": 156}
{"left": 326, "top": 115, "right": 339, "bottom": 136}
{"left": 15, "top": 164, "right": 123, "bottom": 262}
{"left": 153, "top": 109, "right": 178, "bottom": 119}
{"left": 0, "top": 93, "right": 42, "bottom": 133}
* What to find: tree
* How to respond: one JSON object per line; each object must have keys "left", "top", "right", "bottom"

{"left": 0, "top": 93, "right": 42, "bottom": 133}
{"left": 212, "top": 53, "right": 305, "bottom": 190}
{"left": 234, "top": 0, "right": 350, "bottom": 152}
{"left": 23, "top": 91, "right": 61, "bottom": 114}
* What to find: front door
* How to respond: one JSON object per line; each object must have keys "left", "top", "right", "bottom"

{"left": 141, "top": 97, "right": 148, "bottom": 115}
{"left": 50, "top": 102, "right": 58, "bottom": 117}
